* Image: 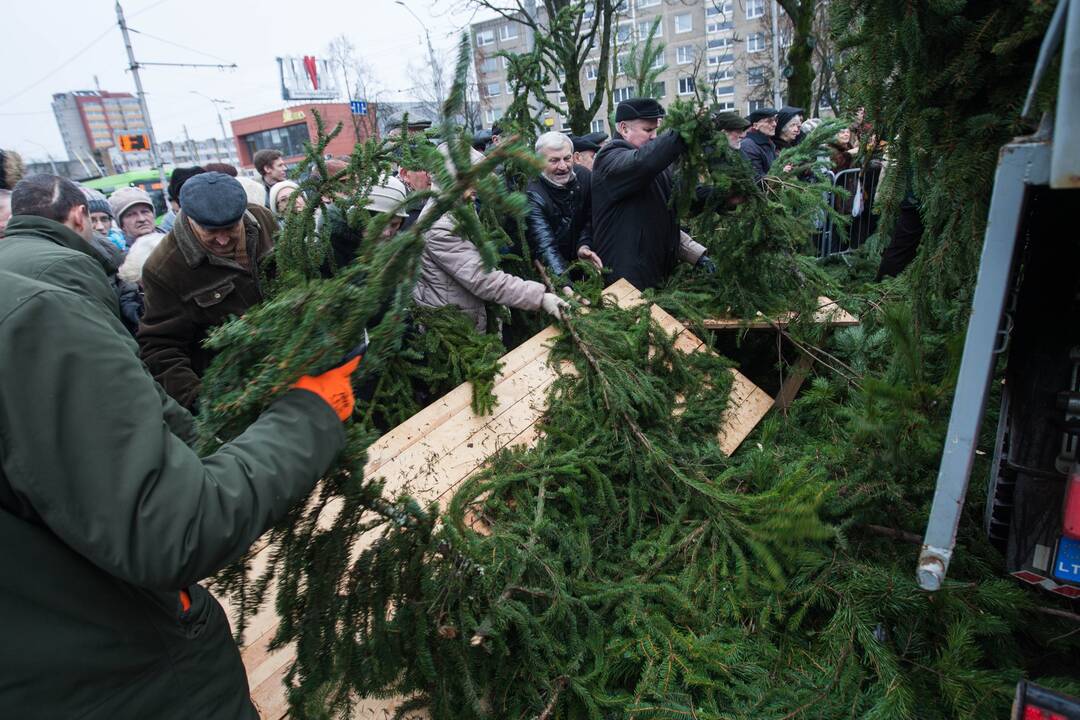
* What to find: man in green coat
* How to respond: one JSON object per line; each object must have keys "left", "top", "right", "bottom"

{"left": 0, "top": 175, "right": 360, "bottom": 719}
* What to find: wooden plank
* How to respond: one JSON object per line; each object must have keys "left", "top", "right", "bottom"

{"left": 773, "top": 354, "right": 815, "bottom": 412}
{"left": 233, "top": 280, "right": 775, "bottom": 718}
{"left": 702, "top": 296, "right": 859, "bottom": 330}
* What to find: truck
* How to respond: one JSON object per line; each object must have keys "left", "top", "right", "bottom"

{"left": 918, "top": 0, "right": 1080, "bottom": 712}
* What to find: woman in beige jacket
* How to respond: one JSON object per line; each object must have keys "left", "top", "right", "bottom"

{"left": 412, "top": 143, "right": 567, "bottom": 332}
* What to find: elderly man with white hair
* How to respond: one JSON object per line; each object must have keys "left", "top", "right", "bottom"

{"left": 524, "top": 131, "right": 601, "bottom": 278}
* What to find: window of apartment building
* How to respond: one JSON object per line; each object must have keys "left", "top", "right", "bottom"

{"left": 486, "top": 82, "right": 502, "bottom": 96}
{"left": 613, "top": 86, "right": 633, "bottom": 102}
{"left": 652, "top": 50, "right": 665, "bottom": 68}
{"left": 676, "top": 45, "right": 695, "bottom": 64}
{"left": 591, "top": 118, "right": 605, "bottom": 133}
{"left": 586, "top": 64, "right": 599, "bottom": 80}
{"left": 503, "top": 56, "right": 511, "bottom": 69}
{"left": 477, "top": 29, "right": 495, "bottom": 46}
{"left": 616, "top": 22, "right": 633, "bottom": 43}
{"left": 617, "top": 53, "right": 629, "bottom": 74}
{"left": 710, "top": 68, "right": 735, "bottom": 82}
{"left": 707, "top": 37, "right": 732, "bottom": 50}
{"left": 678, "top": 76, "right": 696, "bottom": 95}
{"left": 714, "top": 100, "right": 735, "bottom": 111}
{"left": 652, "top": 80, "right": 666, "bottom": 97}
{"left": 746, "top": 0, "right": 765, "bottom": 18}
{"left": 706, "top": 1, "right": 734, "bottom": 16}
{"left": 584, "top": 2, "right": 595, "bottom": 19}
{"left": 638, "top": 19, "right": 661, "bottom": 40}
{"left": 713, "top": 84, "right": 735, "bottom": 96}
{"left": 499, "top": 24, "right": 518, "bottom": 41}
{"left": 674, "top": 13, "right": 693, "bottom": 33}
{"left": 637, "top": 0, "right": 660, "bottom": 7}
{"left": 707, "top": 20, "right": 733, "bottom": 32}
{"left": 747, "top": 32, "right": 766, "bottom": 52}
{"left": 747, "top": 99, "right": 767, "bottom": 113}
{"left": 746, "top": 66, "right": 766, "bottom": 86}
{"left": 614, "top": 0, "right": 629, "bottom": 12}
{"left": 485, "top": 107, "right": 503, "bottom": 124}
{"left": 480, "top": 57, "right": 498, "bottom": 73}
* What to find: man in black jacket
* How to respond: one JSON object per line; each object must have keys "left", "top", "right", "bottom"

{"left": 739, "top": 107, "right": 779, "bottom": 182}
{"left": 589, "top": 98, "right": 713, "bottom": 291}
{"left": 525, "top": 131, "right": 601, "bottom": 278}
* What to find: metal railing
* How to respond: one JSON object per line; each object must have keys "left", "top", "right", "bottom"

{"left": 814, "top": 165, "right": 883, "bottom": 258}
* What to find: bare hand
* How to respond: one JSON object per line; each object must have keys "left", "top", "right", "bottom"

{"left": 577, "top": 246, "right": 603, "bottom": 271}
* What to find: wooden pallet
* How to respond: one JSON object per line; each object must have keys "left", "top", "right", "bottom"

{"left": 231, "top": 279, "right": 773, "bottom": 719}
{"left": 703, "top": 296, "right": 859, "bottom": 411}
{"left": 702, "top": 296, "right": 858, "bottom": 331}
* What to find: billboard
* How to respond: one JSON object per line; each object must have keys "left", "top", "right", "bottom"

{"left": 277, "top": 56, "right": 339, "bottom": 101}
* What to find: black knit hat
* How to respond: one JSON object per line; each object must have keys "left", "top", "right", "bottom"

{"left": 179, "top": 172, "right": 247, "bottom": 228}
{"left": 168, "top": 166, "right": 206, "bottom": 203}
{"left": 614, "top": 98, "right": 665, "bottom": 122}
{"left": 746, "top": 107, "right": 778, "bottom": 124}
{"left": 775, "top": 106, "right": 806, "bottom": 134}
{"left": 581, "top": 131, "right": 608, "bottom": 146}
{"left": 87, "top": 197, "right": 112, "bottom": 217}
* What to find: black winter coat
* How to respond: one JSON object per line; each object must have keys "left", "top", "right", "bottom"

{"left": 590, "top": 131, "right": 685, "bottom": 291}
{"left": 524, "top": 167, "right": 592, "bottom": 276}
{"left": 739, "top": 130, "right": 778, "bottom": 182}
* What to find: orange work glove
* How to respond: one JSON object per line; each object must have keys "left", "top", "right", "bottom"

{"left": 291, "top": 355, "right": 361, "bottom": 422}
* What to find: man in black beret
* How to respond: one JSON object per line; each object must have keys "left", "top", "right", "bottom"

{"left": 570, "top": 135, "right": 602, "bottom": 170}
{"left": 138, "top": 172, "right": 280, "bottom": 411}
{"left": 739, "top": 107, "right": 779, "bottom": 182}
{"left": 587, "top": 97, "right": 714, "bottom": 290}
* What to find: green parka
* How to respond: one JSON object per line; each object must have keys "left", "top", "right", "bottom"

{"left": 0, "top": 216, "right": 346, "bottom": 719}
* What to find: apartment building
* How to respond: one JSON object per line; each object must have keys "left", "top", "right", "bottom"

{"left": 52, "top": 90, "right": 152, "bottom": 171}
{"left": 470, "top": 0, "right": 789, "bottom": 132}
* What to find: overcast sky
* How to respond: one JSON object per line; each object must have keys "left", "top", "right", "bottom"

{"left": 1, "top": 0, "right": 489, "bottom": 163}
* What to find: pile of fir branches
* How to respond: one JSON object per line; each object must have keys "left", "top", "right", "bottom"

{"left": 194, "top": 5, "right": 1080, "bottom": 717}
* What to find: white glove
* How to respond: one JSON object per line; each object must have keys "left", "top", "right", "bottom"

{"left": 541, "top": 292, "right": 569, "bottom": 319}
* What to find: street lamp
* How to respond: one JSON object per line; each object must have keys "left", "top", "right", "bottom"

{"left": 189, "top": 90, "right": 231, "bottom": 142}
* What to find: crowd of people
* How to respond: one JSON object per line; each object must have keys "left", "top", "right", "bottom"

{"left": 0, "top": 96, "right": 896, "bottom": 717}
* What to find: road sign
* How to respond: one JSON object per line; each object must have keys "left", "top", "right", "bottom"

{"left": 118, "top": 133, "right": 150, "bottom": 152}
{"left": 350, "top": 100, "right": 368, "bottom": 116}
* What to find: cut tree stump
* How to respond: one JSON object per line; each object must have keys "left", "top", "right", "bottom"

{"left": 229, "top": 279, "right": 773, "bottom": 719}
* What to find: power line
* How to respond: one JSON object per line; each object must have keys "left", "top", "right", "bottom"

{"left": 126, "top": 27, "right": 237, "bottom": 65}
{"left": 0, "top": 25, "right": 114, "bottom": 107}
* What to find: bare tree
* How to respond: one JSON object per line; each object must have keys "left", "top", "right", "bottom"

{"left": 325, "top": 34, "right": 379, "bottom": 141}
{"left": 462, "top": 0, "right": 619, "bottom": 135}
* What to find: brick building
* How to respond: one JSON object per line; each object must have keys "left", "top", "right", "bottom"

{"left": 51, "top": 90, "right": 151, "bottom": 173}
{"left": 230, "top": 102, "right": 378, "bottom": 169}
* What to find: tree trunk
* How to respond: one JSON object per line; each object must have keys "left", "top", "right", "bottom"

{"left": 781, "top": 0, "right": 816, "bottom": 110}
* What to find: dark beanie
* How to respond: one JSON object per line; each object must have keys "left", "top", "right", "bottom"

{"left": 571, "top": 136, "right": 601, "bottom": 153}
{"left": 775, "top": 106, "right": 805, "bottom": 133}
{"left": 168, "top": 166, "right": 206, "bottom": 203}
{"left": 614, "top": 98, "right": 665, "bottom": 122}
{"left": 87, "top": 197, "right": 112, "bottom": 217}
{"left": 179, "top": 172, "right": 247, "bottom": 228}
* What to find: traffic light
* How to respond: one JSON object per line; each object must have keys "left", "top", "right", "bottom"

{"left": 118, "top": 133, "right": 149, "bottom": 152}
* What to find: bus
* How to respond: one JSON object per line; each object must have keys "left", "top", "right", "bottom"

{"left": 83, "top": 169, "right": 171, "bottom": 218}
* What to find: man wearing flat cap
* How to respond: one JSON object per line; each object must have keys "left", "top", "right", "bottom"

{"left": 570, "top": 135, "right": 602, "bottom": 171}
{"left": 713, "top": 109, "right": 751, "bottom": 150}
{"left": 739, "top": 107, "right": 779, "bottom": 182}
{"left": 138, "top": 172, "right": 279, "bottom": 411}
{"left": 589, "top": 97, "right": 713, "bottom": 291}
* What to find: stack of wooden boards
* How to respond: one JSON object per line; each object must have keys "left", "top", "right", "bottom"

{"left": 229, "top": 279, "right": 791, "bottom": 718}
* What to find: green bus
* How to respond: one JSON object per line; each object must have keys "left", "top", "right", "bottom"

{"left": 83, "top": 169, "right": 170, "bottom": 218}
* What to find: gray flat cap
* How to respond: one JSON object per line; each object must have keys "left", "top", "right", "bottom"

{"left": 179, "top": 172, "right": 248, "bottom": 228}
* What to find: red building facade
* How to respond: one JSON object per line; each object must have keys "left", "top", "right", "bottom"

{"left": 230, "top": 102, "right": 378, "bottom": 169}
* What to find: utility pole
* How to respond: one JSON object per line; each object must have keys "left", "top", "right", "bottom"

{"left": 116, "top": 1, "right": 168, "bottom": 195}
{"left": 396, "top": 1, "right": 445, "bottom": 120}
{"left": 770, "top": 0, "right": 783, "bottom": 108}
{"left": 182, "top": 125, "right": 200, "bottom": 162}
